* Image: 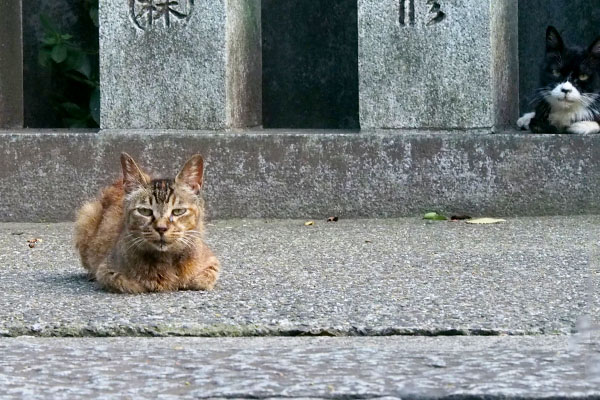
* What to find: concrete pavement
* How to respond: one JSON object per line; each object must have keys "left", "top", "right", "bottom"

{"left": 0, "top": 217, "right": 598, "bottom": 336}
{"left": 1, "top": 217, "right": 599, "bottom": 398}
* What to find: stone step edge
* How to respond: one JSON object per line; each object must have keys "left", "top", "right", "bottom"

{"left": 0, "top": 324, "right": 569, "bottom": 338}
{"left": 1, "top": 128, "right": 599, "bottom": 221}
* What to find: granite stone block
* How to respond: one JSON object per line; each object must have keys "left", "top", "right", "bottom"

{"left": 99, "top": 0, "right": 261, "bottom": 130}
{"left": 0, "top": 0, "right": 24, "bottom": 128}
{"left": 358, "top": 0, "right": 518, "bottom": 130}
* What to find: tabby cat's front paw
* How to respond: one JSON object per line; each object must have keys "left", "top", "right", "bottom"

{"left": 568, "top": 121, "right": 600, "bottom": 135}
{"left": 517, "top": 112, "right": 535, "bottom": 130}
{"left": 183, "top": 259, "right": 220, "bottom": 291}
{"left": 96, "top": 265, "right": 146, "bottom": 294}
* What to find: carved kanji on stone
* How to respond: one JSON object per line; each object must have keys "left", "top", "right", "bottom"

{"left": 399, "top": 0, "right": 445, "bottom": 26}
{"left": 426, "top": 0, "right": 446, "bottom": 25}
{"left": 130, "top": 0, "right": 194, "bottom": 30}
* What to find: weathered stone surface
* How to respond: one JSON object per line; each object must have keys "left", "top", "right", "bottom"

{"left": 518, "top": 0, "right": 600, "bottom": 114}
{"left": 0, "top": 0, "right": 24, "bottom": 128}
{"left": 2, "top": 129, "right": 600, "bottom": 221}
{"left": 99, "top": 0, "right": 261, "bottom": 129}
{"left": 1, "top": 337, "right": 599, "bottom": 399}
{"left": 0, "top": 217, "right": 597, "bottom": 337}
{"left": 358, "top": 0, "right": 518, "bottom": 130}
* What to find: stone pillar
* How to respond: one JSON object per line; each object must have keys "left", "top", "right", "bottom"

{"left": 358, "top": 0, "right": 518, "bottom": 130}
{"left": 100, "top": 0, "right": 261, "bottom": 130}
{"left": 0, "top": 0, "right": 24, "bottom": 128}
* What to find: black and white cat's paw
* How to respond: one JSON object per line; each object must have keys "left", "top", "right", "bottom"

{"left": 568, "top": 121, "right": 600, "bottom": 134}
{"left": 517, "top": 112, "right": 535, "bottom": 130}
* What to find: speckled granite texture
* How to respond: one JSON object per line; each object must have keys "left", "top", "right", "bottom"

{"left": 1, "top": 336, "right": 599, "bottom": 399}
{"left": 3, "top": 130, "right": 600, "bottom": 221}
{"left": 358, "top": 0, "right": 518, "bottom": 129}
{"left": 99, "top": 0, "right": 261, "bottom": 129}
{"left": 0, "top": 217, "right": 597, "bottom": 337}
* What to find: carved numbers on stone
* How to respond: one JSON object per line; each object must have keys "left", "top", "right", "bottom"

{"left": 130, "top": 0, "right": 194, "bottom": 30}
{"left": 400, "top": 0, "right": 445, "bottom": 27}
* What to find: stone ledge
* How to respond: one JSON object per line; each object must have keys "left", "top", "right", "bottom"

{"left": 1, "top": 337, "right": 598, "bottom": 398}
{"left": 1, "top": 129, "right": 599, "bottom": 221}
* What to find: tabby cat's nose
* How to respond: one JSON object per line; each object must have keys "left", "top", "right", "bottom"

{"left": 155, "top": 226, "right": 168, "bottom": 234}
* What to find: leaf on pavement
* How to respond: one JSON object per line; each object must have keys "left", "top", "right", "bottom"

{"left": 423, "top": 212, "right": 447, "bottom": 221}
{"left": 465, "top": 218, "right": 506, "bottom": 224}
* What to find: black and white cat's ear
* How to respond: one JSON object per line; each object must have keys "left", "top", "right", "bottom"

{"left": 120, "top": 152, "right": 149, "bottom": 193}
{"left": 176, "top": 154, "right": 204, "bottom": 194}
{"left": 546, "top": 26, "right": 565, "bottom": 54}
{"left": 588, "top": 37, "right": 600, "bottom": 60}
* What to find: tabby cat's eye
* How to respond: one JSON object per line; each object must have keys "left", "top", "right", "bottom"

{"left": 552, "top": 69, "right": 561, "bottom": 77}
{"left": 137, "top": 208, "right": 153, "bottom": 217}
{"left": 172, "top": 208, "right": 187, "bottom": 216}
{"left": 579, "top": 74, "right": 589, "bottom": 81}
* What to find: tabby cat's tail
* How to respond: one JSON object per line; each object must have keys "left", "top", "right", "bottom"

{"left": 74, "top": 200, "right": 103, "bottom": 272}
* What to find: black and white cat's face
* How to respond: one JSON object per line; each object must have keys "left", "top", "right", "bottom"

{"left": 540, "top": 27, "right": 600, "bottom": 117}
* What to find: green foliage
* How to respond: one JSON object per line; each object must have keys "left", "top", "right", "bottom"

{"left": 423, "top": 212, "right": 448, "bottom": 221}
{"left": 39, "top": 0, "right": 99, "bottom": 128}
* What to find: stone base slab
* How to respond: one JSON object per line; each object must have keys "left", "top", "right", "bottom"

{"left": 0, "top": 129, "right": 599, "bottom": 222}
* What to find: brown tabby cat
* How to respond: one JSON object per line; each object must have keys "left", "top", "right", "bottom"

{"left": 74, "top": 153, "right": 219, "bottom": 293}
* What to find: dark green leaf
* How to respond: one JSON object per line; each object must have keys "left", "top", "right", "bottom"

{"left": 89, "top": 88, "right": 100, "bottom": 126}
{"left": 64, "top": 51, "right": 84, "bottom": 71}
{"left": 38, "top": 49, "right": 52, "bottom": 67}
{"left": 61, "top": 34, "right": 73, "bottom": 40}
{"left": 89, "top": 7, "right": 99, "bottom": 27}
{"left": 51, "top": 45, "right": 68, "bottom": 63}
{"left": 42, "top": 37, "right": 58, "bottom": 46}
{"left": 63, "top": 71, "right": 96, "bottom": 87}
{"left": 61, "top": 102, "right": 86, "bottom": 118}
{"left": 40, "top": 15, "right": 58, "bottom": 33}
{"left": 76, "top": 56, "right": 92, "bottom": 79}
{"left": 64, "top": 118, "right": 89, "bottom": 129}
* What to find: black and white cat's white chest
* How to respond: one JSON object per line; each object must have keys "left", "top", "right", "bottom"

{"left": 518, "top": 26, "right": 600, "bottom": 134}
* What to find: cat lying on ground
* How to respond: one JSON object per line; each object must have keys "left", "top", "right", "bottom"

{"left": 75, "top": 153, "right": 219, "bottom": 293}
{"left": 518, "top": 26, "right": 600, "bottom": 134}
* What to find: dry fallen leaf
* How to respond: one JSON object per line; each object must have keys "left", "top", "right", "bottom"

{"left": 304, "top": 221, "right": 314, "bottom": 226}
{"left": 27, "top": 238, "right": 42, "bottom": 248}
{"left": 465, "top": 218, "right": 506, "bottom": 224}
{"left": 451, "top": 215, "right": 471, "bottom": 221}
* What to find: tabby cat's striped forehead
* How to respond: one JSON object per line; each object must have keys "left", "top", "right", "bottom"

{"left": 151, "top": 179, "right": 176, "bottom": 204}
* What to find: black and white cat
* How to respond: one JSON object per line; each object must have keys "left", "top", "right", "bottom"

{"left": 518, "top": 26, "right": 600, "bottom": 134}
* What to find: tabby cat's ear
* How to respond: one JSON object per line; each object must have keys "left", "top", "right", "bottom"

{"left": 176, "top": 155, "right": 204, "bottom": 194}
{"left": 546, "top": 26, "right": 564, "bottom": 55}
{"left": 120, "top": 153, "right": 149, "bottom": 193}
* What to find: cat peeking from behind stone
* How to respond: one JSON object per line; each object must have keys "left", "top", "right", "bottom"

{"left": 75, "top": 153, "right": 219, "bottom": 293}
{"left": 518, "top": 26, "right": 600, "bottom": 134}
